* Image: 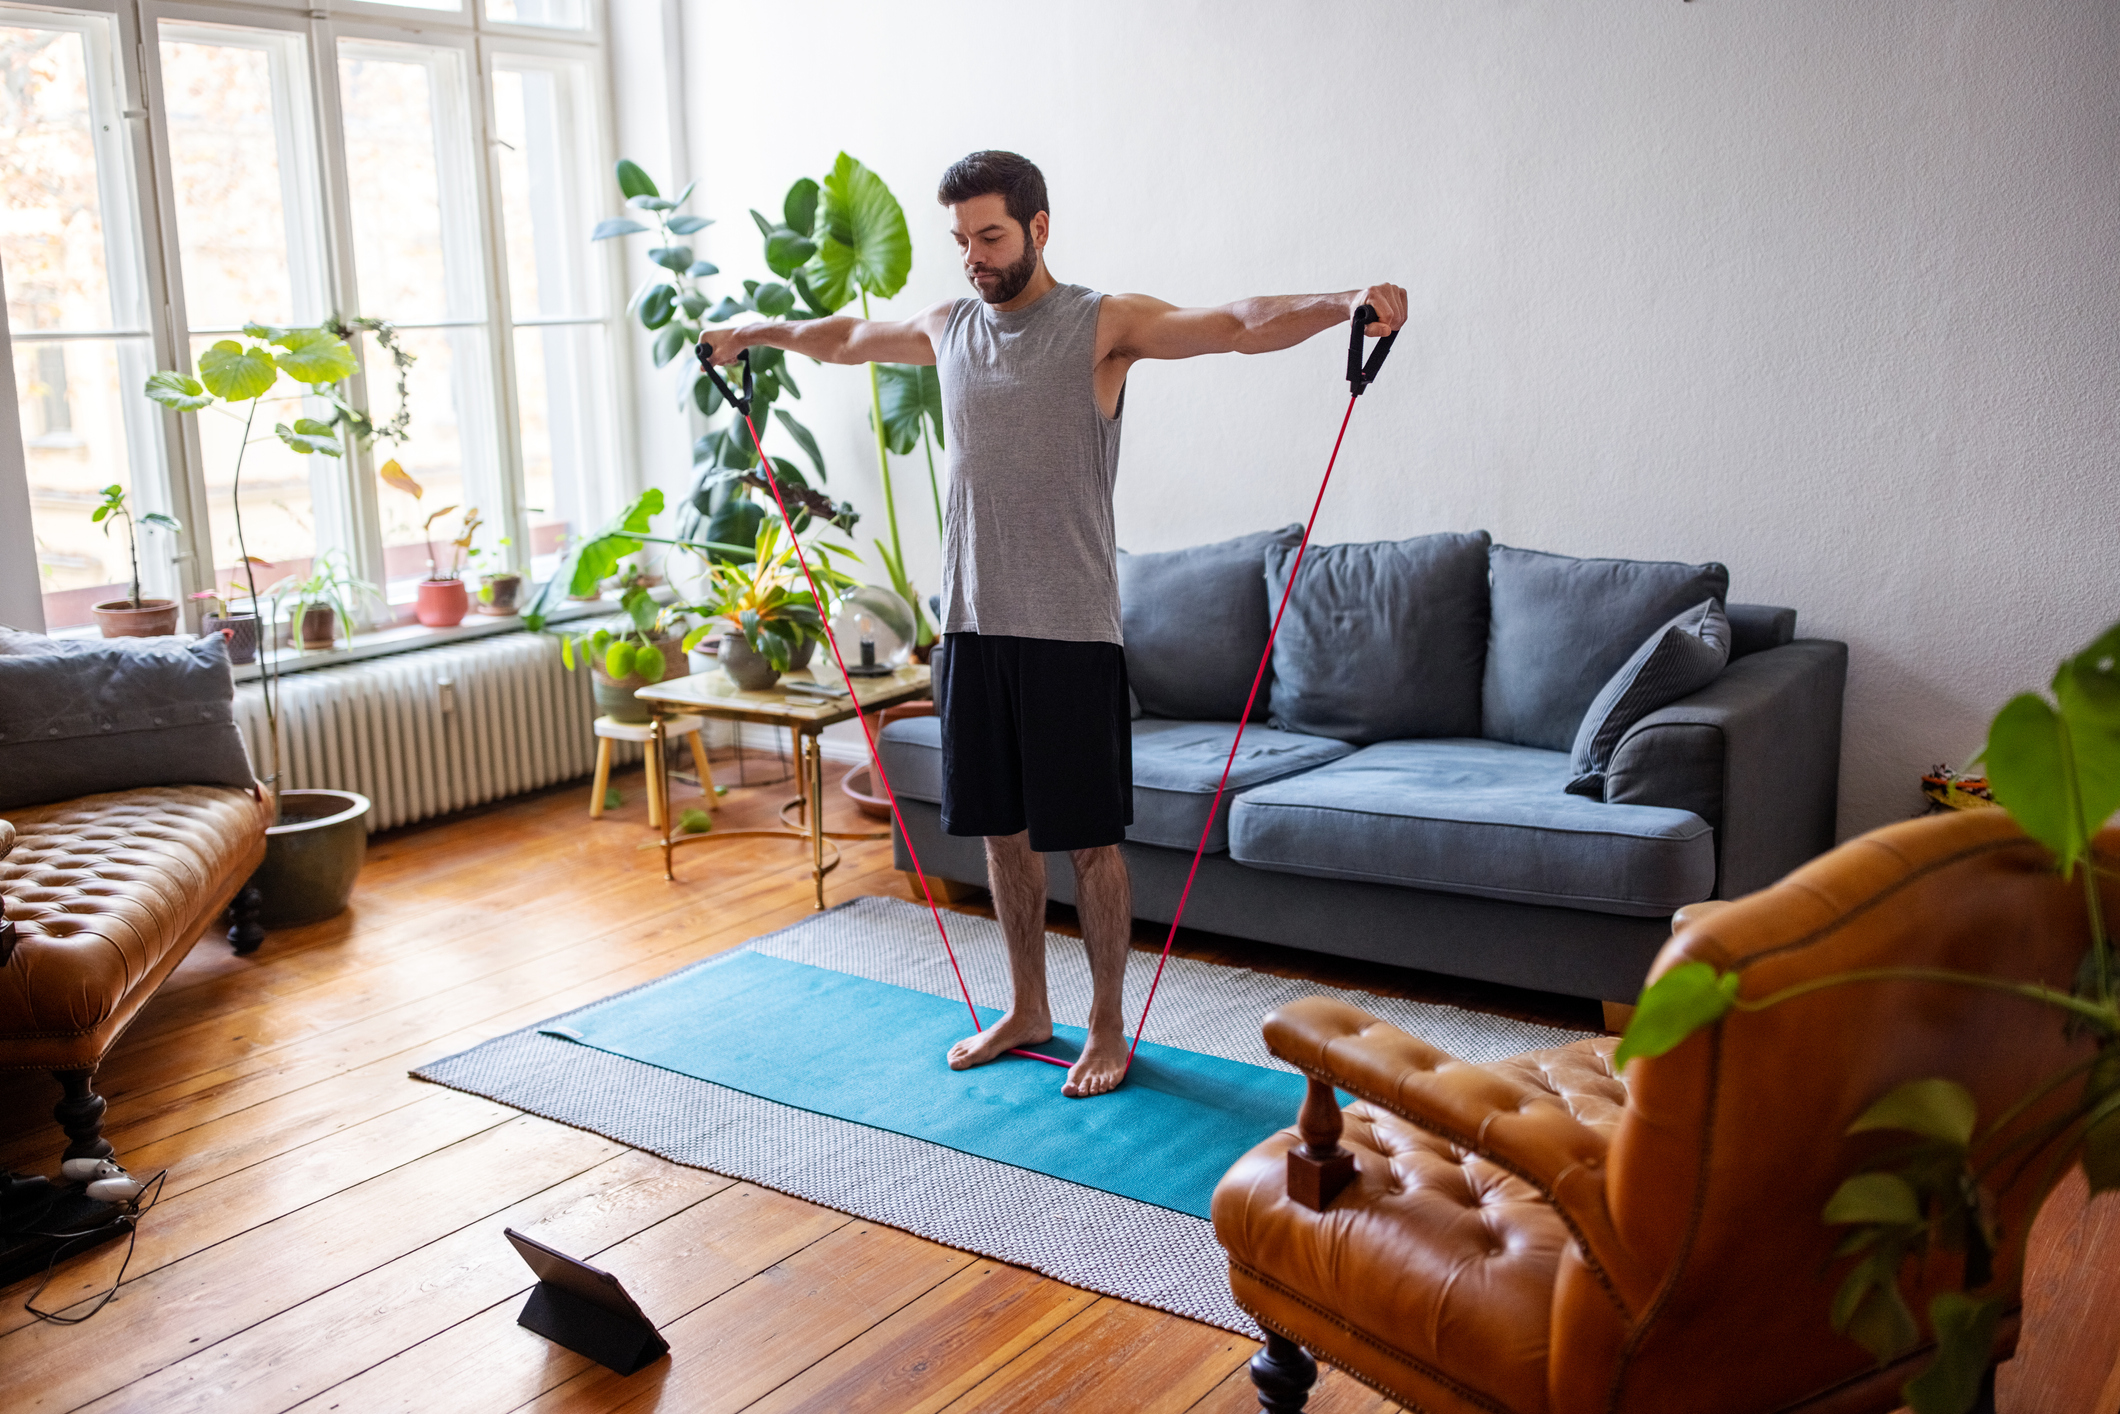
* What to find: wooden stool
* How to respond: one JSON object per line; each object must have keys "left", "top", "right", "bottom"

{"left": 590, "top": 714, "right": 715, "bottom": 829}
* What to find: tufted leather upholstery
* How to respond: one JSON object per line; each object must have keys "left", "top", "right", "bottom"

{"left": 1214, "top": 808, "right": 2115, "bottom": 1413}
{"left": 1, "top": 785, "right": 269, "bottom": 1071}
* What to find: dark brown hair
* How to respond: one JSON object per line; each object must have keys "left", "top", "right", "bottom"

{"left": 936, "top": 151, "right": 1048, "bottom": 234}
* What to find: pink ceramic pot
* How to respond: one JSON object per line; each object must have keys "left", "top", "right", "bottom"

{"left": 414, "top": 578, "right": 469, "bottom": 628}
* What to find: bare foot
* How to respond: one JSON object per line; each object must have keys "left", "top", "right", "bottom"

{"left": 1062, "top": 1025, "right": 1130, "bottom": 1097}
{"left": 947, "top": 1009, "right": 1054, "bottom": 1070}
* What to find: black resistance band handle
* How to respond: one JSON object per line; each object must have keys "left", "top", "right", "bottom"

{"left": 695, "top": 340, "right": 754, "bottom": 416}
{"left": 1346, "top": 303, "right": 1399, "bottom": 397}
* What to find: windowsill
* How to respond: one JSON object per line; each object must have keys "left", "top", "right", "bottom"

{"left": 226, "top": 595, "right": 631, "bottom": 684}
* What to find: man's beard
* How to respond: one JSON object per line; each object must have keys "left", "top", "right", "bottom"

{"left": 971, "top": 239, "right": 1038, "bottom": 304}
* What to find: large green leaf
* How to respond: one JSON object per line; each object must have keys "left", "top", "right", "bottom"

{"left": 802, "top": 152, "right": 911, "bottom": 310}
{"left": 651, "top": 324, "right": 688, "bottom": 367}
{"left": 1831, "top": 1251, "right": 1919, "bottom": 1362}
{"left": 648, "top": 245, "right": 694, "bottom": 272}
{"left": 783, "top": 177, "right": 819, "bottom": 237}
{"left": 2055, "top": 621, "right": 2120, "bottom": 842}
{"left": 1614, "top": 961, "right": 1740, "bottom": 1066}
{"left": 876, "top": 363, "right": 944, "bottom": 455}
{"left": 667, "top": 214, "right": 712, "bottom": 236}
{"left": 275, "top": 418, "right": 344, "bottom": 456}
{"left": 144, "top": 371, "right": 213, "bottom": 411}
{"left": 704, "top": 497, "right": 764, "bottom": 563}
{"left": 753, "top": 282, "right": 796, "bottom": 318}
{"left": 1823, "top": 1173, "right": 1923, "bottom": 1227}
{"left": 1847, "top": 1079, "right": 1978, "bottom": 1147}
{"left": 774, "top": 410, "right": 825, "bottom": 481}
{"left": 764, "top": 230, "right": 818, "bottom": 279}
{"left": 272, "top": 328, "right": 358, "bottom": 385}
{"left": 615, "top": 159, "right": 657, "bottom": 199}
{"left": 1903, "top": 1293, "right": 2005, "bottom": 1414}
{"left": 638, "top": 283, "right": 677, "bottom": 331}
{"left": 198, "top": 340, "right": 278, "bottom": 401}
{"left": 1982, "top": 693, "right": 2078, "bottom": 866}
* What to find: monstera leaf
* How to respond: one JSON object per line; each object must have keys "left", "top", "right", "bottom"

{"left": 875, "top": 363, "right": 944, "bottom": 456}
{"left": 800, "top": 153, "right": 910, "bottom": 313}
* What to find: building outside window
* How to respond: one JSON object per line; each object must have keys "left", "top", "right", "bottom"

{"left": 1, "top": 0, "right": 623, "bottom": 633}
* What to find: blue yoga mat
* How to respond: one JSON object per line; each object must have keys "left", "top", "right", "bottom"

{"left": 540, "top": 951, "right": 1312, "bottom": 1219}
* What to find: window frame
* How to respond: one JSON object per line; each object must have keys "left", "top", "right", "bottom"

{"left": 5, "top": 0, "right": 625, "bottom": 633}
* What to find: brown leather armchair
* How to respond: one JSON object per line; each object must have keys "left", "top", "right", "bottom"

{"left": 1213, "top": 808, "right": 2110, "bottom": 1413}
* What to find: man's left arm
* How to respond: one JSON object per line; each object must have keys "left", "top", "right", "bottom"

{"left": 1102, "top": 285, "right": 1407, "bottom": 363}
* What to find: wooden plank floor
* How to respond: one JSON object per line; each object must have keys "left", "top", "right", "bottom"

{"left": 0, "top": 754, "right": 2109, "bottom": 1413}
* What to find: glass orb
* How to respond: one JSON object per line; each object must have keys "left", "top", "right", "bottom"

{"left": 830, "top": 585, "right": 916, "bottom": 676}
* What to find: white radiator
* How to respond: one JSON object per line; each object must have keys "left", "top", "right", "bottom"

{"left": 232, "top": 633, "right": 633, "bottom": 831}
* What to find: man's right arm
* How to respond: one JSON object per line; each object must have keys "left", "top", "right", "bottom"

{"left": 698, "top": 302, "right": 951, "bottom": 368}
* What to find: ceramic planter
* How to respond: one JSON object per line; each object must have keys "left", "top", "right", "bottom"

{"left": 92, "top": 598, "right": 180, "bottom": 638}
{"left": 297, "top": 603, "right": 338, "bottom": 651}
{"left": 202, "top": 613, "right": 260, "bottom": 665}
{"left": 248, "top": 789, "right": 371, "bottom": 931}
{"left": 718, "top": 632, "right": 783, "bottom": 692}
{"left": 590, "top": 638, "right": 690, "bottom": 722}
{"left": 476, "top": 572, "right": 523, "bottom": 616}
{"left": 415, "top": 578, "right": 469, "bottom": 627}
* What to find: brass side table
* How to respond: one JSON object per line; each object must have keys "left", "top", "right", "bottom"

{"left": 633, "top": 661, "right": 931, "bottom": 908}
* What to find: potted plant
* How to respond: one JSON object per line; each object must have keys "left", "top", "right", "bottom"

{"left": 269, "top": 549, "right": 382, "bottom": 652}
{"left": 190, "top": 585, "right": 260, "bottom": 664}
{"left": 471, "top": 538, "right": 523, "bottom": 616}
{"left": 87, "top": 484, "right": 183, "bottom": 637}
{"left": 413, "top": 505, "right": 480, "bottom": 627}
{"left": 680, "top": 518, "right": 846, "bottom": 692}
{"left": 560, "top": 583, "right": 693, "bottom": 722}
{"left": 1621, "top": 618, "right": 2120, "bottom": 1414}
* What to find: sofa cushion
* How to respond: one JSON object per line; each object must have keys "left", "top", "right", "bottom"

{"left": 1481, "top": 546, "right": 1731, "bottom": 752}
{"left": 1227, "top": 738, "right": 1716, "bottom": 917}
{"left": 1129, "top": 719, "right": 1356, "bottom": 852}
{"left": 1727, "top": 603, "right": 1796, "bottom": 659}
{"left": 1262, "top": 531, "right": 1491, "bottom": 746}
{"left": 1118, "top": 525, "right": 1300, "bottom": 721}
{"left": 0, "top": 630, "right": 256, "bottom": 811}
{"left": 878, "top": 714, "right": 1355, "bottom": 855}
{"left": 1566, "top": 599, "right": 1731, "bottom": 797}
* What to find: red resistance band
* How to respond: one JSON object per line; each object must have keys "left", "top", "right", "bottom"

{"left": 706, "top": 304, "right": 1396, "bottom": 1078}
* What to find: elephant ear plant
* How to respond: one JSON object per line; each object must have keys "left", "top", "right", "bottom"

{"left": 144, "top": 322, "right": 362, "bottom": 816}
{"left": 1618, "top": 619, "right": 2120, "bottom": 1414}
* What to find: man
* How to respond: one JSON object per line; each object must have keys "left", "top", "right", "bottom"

{"left": 699, "top": 151, "right": 1405, "bottom": 1098}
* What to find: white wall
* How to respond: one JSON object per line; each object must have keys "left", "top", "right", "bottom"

{"left": 666, "top": 0, "right": 2120, "bottom": 835}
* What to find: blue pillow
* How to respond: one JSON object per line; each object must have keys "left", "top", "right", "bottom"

{"left": 0, "top": 629, "right": 256, "bottom": 810}
{"left": 1483, "top": 546, "right": 1730, "bottom": 751}
{"left": 1119, "top": 526, "right": 1301, "bottom": 721}
{"left": 1263, "top": 531, "right": 1492, "bottom": 745}
{"left": 1565, "top": 599, "right": 1731, "bottom": 799}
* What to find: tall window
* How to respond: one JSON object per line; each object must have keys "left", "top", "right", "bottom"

{"left": 3, "top": 0, "right": 620, "bottom": 634}
{"left": 2, "top": 7, "right": 164, "bottom": 630}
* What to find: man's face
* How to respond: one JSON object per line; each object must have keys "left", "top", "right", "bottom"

{"left": 949, "top": 193, "right": 1044, "bottom": 304}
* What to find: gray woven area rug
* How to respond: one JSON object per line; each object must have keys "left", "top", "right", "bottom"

{"left": 414, "top": 894, "right": 1593, "bottom": 1336}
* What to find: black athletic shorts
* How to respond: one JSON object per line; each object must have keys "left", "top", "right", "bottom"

{"left": 936, "top": 632, "right": 1133, "bottom": 853}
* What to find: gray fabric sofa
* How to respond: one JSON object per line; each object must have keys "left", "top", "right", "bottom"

{"left": 880, "top": 530, "right": 1846, "bottom": 1004}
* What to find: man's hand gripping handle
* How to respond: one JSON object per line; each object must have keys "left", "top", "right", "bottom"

{"left": 1347, "top": 305, "right": 1399, "bottom": 397}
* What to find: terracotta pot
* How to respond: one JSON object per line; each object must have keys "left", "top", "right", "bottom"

{"left": 202, "top": 613, "right": 260, "bottom": 665}
{"left": 589, "top": 638, "right": 691, "bottom": 723}
{"left": 248, "top": 790, "right": 371, "bottom": 931}
{"left": 476, "top": 572, "right": 523, "bottom": 616}
{"left": 718, "top": 632, "right": 782, "bottom": 692}
{"left": 92, "top": 598, "right": 180, "bottom": 638}
{"left": 297, "top": 603, "right": 338, "bottom": 651}
{"left": 415, "top": 578, "right": 469, "bottom": 627}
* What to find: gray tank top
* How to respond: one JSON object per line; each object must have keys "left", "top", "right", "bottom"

{"left": 935, "top": 283, "right": 1124, "bottom": 644}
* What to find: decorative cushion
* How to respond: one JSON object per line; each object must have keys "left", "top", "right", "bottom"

{"left": 1566, "top": 599, "right": 1731, "bottom": 799}
{"left": 1227, "top": 738, "right": 1716, "bottom": 917}
{"left": 0, "top": 629, "right": 256, "bottom": 810}
{"left": 1117, "top": 526, "right": 1300, "bottom": 721}
{"left": 1481, "top": 546, "right": 1730, "bottom": 752}
{"left": 1262, "top": 532, "right": 1491, "bottom": 746}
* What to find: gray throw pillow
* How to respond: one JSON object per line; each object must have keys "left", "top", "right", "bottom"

{"left": 1565, "top": 599, "right": 1731, "bottom": 799}
{"left": 1118, "top": 525, "right": 1301, "bottom": 721}
{"left": 1482, "top": 546, "right": 1730, "bottom": 751}
{"left": 1263, "top": 531, "right": 1492, "bottom": 745}
{"left": 0, "top": 629, "right": 256, "bottom": 810}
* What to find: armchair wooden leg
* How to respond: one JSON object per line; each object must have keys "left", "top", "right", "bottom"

{"left": 1250, "top": 1332, "right": 1318, "bottom": 1412}
{"left": 52, "top": 1068, "right": 113, "bottom": 1166}
{"left": 1287, "top": 1076, "right": 1357, "bottom": 1210}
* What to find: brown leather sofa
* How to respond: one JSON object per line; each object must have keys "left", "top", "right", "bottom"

{"left": 1213, "top": 808, "right": 2110, "bottom": 1413}
{"left": 1, "top": 785, "right": 269, "bottom": 1168}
